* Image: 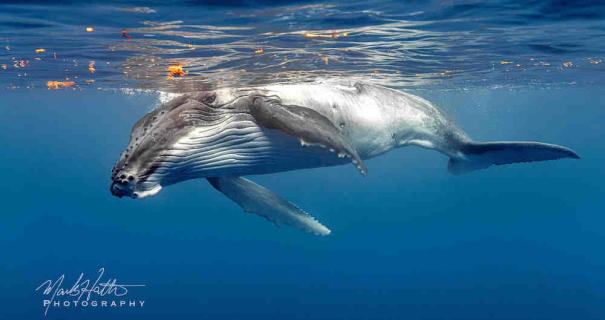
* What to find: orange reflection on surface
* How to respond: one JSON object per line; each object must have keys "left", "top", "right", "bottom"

{"left": 167, "top": 63, "right": 186, "bottom": 79}
{"left": 47, "top": 81, "right": 76, "bottom": 90}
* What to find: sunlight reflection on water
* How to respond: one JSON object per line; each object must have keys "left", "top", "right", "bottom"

{"left": 0, "top": 1, "right": 603, "bottom": 91}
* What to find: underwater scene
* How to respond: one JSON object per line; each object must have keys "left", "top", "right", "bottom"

{"left": 1, "top": 1, "right": 604, "bottom": 319}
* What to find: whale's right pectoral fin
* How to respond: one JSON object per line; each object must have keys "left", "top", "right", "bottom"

{"left": 249, "top": 96, "right": 367, "bottom": 176}
{"left": 207, "top": 177, "right": 331, "bottom": 236}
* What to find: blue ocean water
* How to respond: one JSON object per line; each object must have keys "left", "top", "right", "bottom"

{"left": 1, "top": 1, "right": 604, "bottom": 319}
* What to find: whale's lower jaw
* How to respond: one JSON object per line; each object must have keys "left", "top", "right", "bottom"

{"left": 143, "top": 114, "right": 349, "bottom": 185}
{"left": 134, "top": 185, "right": 162, "bottom": 199}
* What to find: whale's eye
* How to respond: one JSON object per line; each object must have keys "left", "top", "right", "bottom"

{"left": 203, "top": 93, "right": 216, "bottom": 105}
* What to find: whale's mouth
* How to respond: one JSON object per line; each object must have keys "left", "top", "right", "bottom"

{"left": 110, "top": 181, "right": 137, "bottom": 199}
{"left": 110, "top": 181, "right": 162, "bottom": 199}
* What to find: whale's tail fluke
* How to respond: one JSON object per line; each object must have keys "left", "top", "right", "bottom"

{"left": 448, "top": 141, "right": 580, "bottom": 175}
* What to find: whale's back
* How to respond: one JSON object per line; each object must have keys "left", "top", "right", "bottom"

{"left": 258, "top": 82, "right": 457, "bottom": 158}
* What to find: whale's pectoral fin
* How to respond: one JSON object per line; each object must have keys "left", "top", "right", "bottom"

{"left": 207, "top": 177, "right": 331, "bottom": 236}
{"left": 249, "top": 96, "right": 367, "bottom": 176}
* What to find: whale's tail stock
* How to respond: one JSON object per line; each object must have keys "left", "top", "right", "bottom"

{"left": 447, "top": 141, "right": 580, "bottom": 175}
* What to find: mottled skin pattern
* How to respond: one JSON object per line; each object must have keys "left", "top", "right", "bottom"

{"left": 110, "top": 81, "right": 577, "bottom": 199}
{"left": 254, "top": 82, "right": 469, "bottom": 158}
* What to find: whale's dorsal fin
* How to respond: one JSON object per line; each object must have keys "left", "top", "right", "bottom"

{"left": 249, "top": 96, "right": 367, "bottom": 176}
{"left": 207, "top": 177, "right": 331, "bottom": 236}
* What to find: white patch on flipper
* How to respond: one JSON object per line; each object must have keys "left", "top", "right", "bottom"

{"left": 296, "top": 139, "right": 365, "bottom": 175}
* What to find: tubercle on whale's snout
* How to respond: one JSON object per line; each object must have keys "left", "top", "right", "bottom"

{"left": 110, "top": 165, "right": 163, "bottom": 199}
{"left": 111, "top": 167, "right": 135, "bottom": 186}
{"left": 110, "top": 161, "right": 142, "bottom": 199}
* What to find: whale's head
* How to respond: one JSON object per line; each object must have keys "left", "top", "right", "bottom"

{"left": 110, "top": 90, "right": 231, "bottom": 199}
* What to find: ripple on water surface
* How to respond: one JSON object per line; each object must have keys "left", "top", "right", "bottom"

{"left": 0, "top": 0, "right": 603, "bottom": 91}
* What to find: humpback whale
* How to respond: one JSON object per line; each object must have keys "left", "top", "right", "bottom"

{"left": 110, "top": 81, "right": 579, "bottom": 235}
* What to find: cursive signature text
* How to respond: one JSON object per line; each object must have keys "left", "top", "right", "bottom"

{"left": 35, "top": 267, "right": 145, "bottom": 316}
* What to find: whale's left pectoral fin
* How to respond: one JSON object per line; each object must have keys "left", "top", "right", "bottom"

{"left": 207, "top": 177, "right": 331, "bottom": 236}
{"left": 249, "top": 96, "right": 367, "bottom": 176}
